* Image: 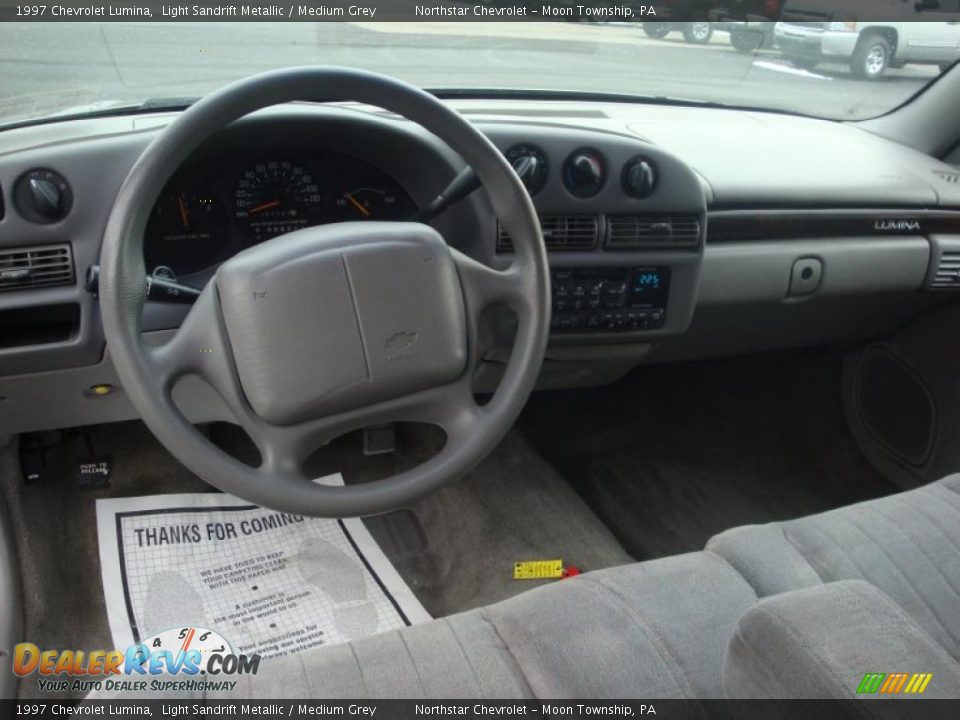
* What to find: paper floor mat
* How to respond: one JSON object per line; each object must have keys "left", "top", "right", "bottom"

{"left": 96, "top": 477, "right": 430, "bottom": 659}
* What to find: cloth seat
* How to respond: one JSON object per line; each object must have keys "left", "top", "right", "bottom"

{"left": 221, "top": 551, "right": 756, "bottom": 699}
{"left": 89, "top": 474, "right": 960, "bottom": 701}
{"left": 226, "top": 474, "right": 960, "bottom": 700}
{"left": 723, "top": 579, "right": 960, "bottom": 703}
{"left": 708, "top": 473, "right": 960, "bottom": 661}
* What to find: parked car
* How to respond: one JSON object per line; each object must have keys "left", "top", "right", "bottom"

{"left": 643, "top": 20, "right": 715, "bottom": 43}
{"left": 775, "top": 0, "right": 960, "bottom": 78}
{"left": 710, "top": 0, "right": 784, "bottom": 52}
{"left": 640, "top": 2, "right": 717, "bottom": 44}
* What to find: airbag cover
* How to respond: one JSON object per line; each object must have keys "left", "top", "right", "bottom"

{"left": 216, "top": 222, "right": 467, "bottom": 425}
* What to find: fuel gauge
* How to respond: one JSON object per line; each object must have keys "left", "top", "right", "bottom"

{"left": 144, "top": 189, "right": 228, "bottom": 274}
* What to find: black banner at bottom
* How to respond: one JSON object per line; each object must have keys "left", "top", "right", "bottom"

{"left": 5, "top": 699, "right": 960, "bottom": 720}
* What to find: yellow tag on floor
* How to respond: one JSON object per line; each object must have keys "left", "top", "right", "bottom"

{"left": 514, "top": 559, "right": 564, "bottom": 580}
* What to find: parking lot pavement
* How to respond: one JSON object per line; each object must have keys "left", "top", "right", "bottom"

{"left": 0, "top": 21, "right": 939, "bottom": 125}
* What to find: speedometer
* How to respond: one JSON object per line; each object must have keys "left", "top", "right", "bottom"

{"left": 233, "top": 159, "right": 324, "bottom": 242}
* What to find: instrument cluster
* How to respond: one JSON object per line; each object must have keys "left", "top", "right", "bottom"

{"left": 144, "top": 151, "right": 416, "bottom": 277}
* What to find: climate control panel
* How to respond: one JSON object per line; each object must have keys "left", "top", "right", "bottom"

{"left": 550, "top": 266, "right": 669, "bottom": 333}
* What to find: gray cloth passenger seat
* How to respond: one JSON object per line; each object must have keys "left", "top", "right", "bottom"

{"left": 723, "top": 579, "right": 960, "bottom": 702}
{"left": 94, "top": 475, "right": 960, "bottom": 701}
{"left": 225, "top": 475, "right": 960, "bottom": 700}
{"left": 222, "top": 552, "right": 757, "bottom": 699}
{"left": 708, "top": 473, "right": 960, "bottom": 662}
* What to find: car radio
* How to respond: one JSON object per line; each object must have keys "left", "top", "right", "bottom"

{"left": 550, "top": 266, "right": 669, "bottom": 333}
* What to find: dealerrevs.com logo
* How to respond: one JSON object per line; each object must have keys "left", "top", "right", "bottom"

{"left": 12, "top": 626, "right": 260, "bottom": 694}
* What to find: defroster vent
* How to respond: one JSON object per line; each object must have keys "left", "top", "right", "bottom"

{"left": 498, "top": 215, "right": 599, "bottom": 253}
{"left": 605, "top": 215, "right": 701, "bottom": 249}
{"left": 0, "top": 243, "right": 75, "bottom": 292}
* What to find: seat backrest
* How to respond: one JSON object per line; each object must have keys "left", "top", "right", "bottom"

{"left": 708, "top": 474, "right": 960, "bottom": 661}
{"left": 723, "top": 580, "right": 960, "bottom": 706}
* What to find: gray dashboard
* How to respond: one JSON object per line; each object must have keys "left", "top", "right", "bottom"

{"left": 1, "top": 99, "right": 958, "bottom": 435}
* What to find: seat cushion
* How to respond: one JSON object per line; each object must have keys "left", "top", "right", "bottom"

{"left": 221, "top": 551, "right": 756, "bottom": 699}
{"left": 708, "top": 473, "right": 960, "bottom": 660}
{"left": 723, "top": 580, "right": 960, "bottom": 701}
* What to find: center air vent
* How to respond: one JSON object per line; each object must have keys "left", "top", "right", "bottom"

{"left": 932, "top": 252, "right": 960, "bottom": 290}
{"left": 498, "top": 215, "right": 599, "bottom": 253}
{"left": 0, "top": 243, "right": 75, "bottom": 292}
{"left": 605, "top": 215, "right": 701, "bottom": 249}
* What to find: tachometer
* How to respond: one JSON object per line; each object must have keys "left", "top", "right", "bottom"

{"left": 144, "top": 189, "right": 228, "bottom": 274}
{"left": 233, "top": 159, "right": 324, "bottom": 242}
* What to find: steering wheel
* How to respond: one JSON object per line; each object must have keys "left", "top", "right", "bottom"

{"left": 99, "top": 67, "right": 550, "bottom": 518}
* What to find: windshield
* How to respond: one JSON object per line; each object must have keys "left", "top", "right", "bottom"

{"left": 0, "top": 21, "right": 953, "bottom": 127}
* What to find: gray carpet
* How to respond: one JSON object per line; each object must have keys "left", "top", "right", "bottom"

{"left": 520, "top": 350, "right": 897, "bottom": 561}
{"left": 0, "top": 421, "right": 628, "bottom": 699}
{"left": 0, "top": 423, "right": 213, "bottom": 700}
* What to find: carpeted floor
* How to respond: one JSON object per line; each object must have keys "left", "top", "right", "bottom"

{"left": 0, "top": 421, "right": 629, "bottom": 699}
{"left": 1, "top": 348, "right": 896, "bottom": 699}
{"left": 520, "top": 349, "right": 897, "bottom": 561}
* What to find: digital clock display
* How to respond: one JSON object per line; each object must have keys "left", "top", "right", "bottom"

{"left": 630, "top": 268, "right": 667, "bottom": 302}
{"left": 636, "top": 272, "right": 661, "bottom": 289}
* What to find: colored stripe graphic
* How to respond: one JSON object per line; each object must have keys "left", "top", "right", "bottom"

{"left": 880, "top": 672, "right": 908, "bottom": 693}
{"left": 860, "top": 672, "right": 932, "bottom": 694}
{"left": 857, "top": 673, "right": 886, "bottom": 694}
{"left": 908, "top": 673, "right": 933, "bottom": 694}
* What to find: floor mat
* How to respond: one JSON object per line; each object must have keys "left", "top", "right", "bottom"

{"left": 96, "top": 486, "right": 429, "bottom": 657}
{"left": 1, "top": 421, "right": 629, "bottom": 698}
{"left": 521, "top": 350, "right": 898, "bottom": 560}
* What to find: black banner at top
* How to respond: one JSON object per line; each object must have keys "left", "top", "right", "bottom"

{"left": 1, "top": 0, "right": 959, "bottom": 22}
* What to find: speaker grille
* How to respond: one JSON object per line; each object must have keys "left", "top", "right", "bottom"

{"left": 856, "top": 349, "right": 935, "bottom": 466}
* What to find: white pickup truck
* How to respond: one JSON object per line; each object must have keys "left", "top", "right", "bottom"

{"left": 774, "top": 2, "right": 960, "bottom": 79}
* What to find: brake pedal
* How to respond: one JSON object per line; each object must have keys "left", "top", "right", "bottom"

{"left": 363, "top": 424, "right": 397, "bottom": 456}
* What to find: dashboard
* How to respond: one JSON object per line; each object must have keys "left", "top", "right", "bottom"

{"left": 144, "top": 151, "right": 416, "bottom": 279}
{"left": 1, "top": 95, "right": 959, "bottom": 436}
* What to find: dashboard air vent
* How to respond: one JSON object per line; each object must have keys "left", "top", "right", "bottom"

{"left": 605, "top": 215, "right": 701, "bottom": 249}
{"left": 0, "top": 243, "right": 75, "bottom": 292}
{"left": 932, "top": 252, "right": 960, "bottom": 290}
{"left": 498, "top": 215, "right": 599, "bottom": 253}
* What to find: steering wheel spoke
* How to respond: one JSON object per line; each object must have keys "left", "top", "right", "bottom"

{"left": 146, "top": 284, "right": 224, "bottom": 385}
{"left": 451, "top": 248, "right": 526, "bottom": 313}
